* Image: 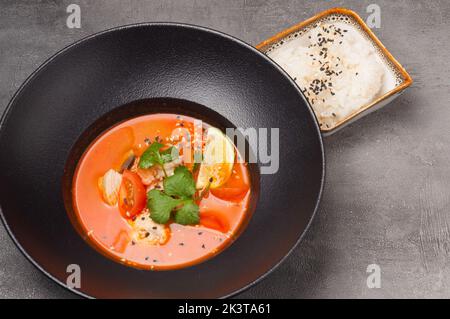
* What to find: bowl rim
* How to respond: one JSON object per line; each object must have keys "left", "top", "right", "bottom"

{"left": 0, "top": 22, "right": 326, "bottom": 299}
{"left": 256, "top": 7, "right": 413, "bottom": 134}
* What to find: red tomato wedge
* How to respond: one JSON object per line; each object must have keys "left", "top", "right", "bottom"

{"left": 118, "top": 170, "right": 146, "bottom": 219}
{"left": 200, "top": 211, "right": 229, "bottom": 233}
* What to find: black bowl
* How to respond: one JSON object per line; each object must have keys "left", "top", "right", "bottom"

{"left": 0, "top": 23, "right": 324, "bottom": 298}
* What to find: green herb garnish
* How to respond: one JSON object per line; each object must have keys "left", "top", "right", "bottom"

{"left": 139, "top": 141, "right": 179, "bottom": 175}
{"left": 164, "top": 165, "right": 196, "bottom": 199}
{"left": 174, "top": 201, "right": 200, "bottom": 225}
{"left": 147, "top": 166, "right": 200, "bottom": 225}
{"left": 146, "top": 189, "right": 180, "bottom": 224}
{"left": 192, "top": 149, "right": 203, "bottom": 173}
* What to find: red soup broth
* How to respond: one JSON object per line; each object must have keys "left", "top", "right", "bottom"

{"left": 72, "top": 114, "right": 251, "bottom": 270}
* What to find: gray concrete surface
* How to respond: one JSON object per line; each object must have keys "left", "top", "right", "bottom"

{"left": 0, "top": 0, "right": 449, "bottom": 299}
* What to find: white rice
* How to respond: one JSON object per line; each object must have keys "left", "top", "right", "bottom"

{"left": 267, "top": 21, "right": 387, "bottom": 129}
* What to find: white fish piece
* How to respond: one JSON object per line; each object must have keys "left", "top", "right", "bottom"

{"left": 131, "top": 210, "right": 169, "bottom": 245}
{"left": 164, "top": 157, "right": 183, "bottom": 176}
{"left": 98, "top": 169, "right": 122, "bottom": 206}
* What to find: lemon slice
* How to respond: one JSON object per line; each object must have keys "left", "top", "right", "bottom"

{"left": 196, "top": 127, "right": 235, "bottom": 189}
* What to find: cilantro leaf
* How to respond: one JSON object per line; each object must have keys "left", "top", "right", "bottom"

{"left": 174, "top": 201, "right": 200, "bottom": 225}
{"left": 149, "top": 141, "right": 164, "bottom": 152}
{"left": 139, "top": 142, "right": 164, "bottom": 169}
{"left": 139, "top": 142, "right": 179, "bottom": 170}
{"left": 147, "top": 189, "right": 182, "bottom": 224}
{"left": 160, "top": 146, "right": 179, "bottom": 163}
{"left": 163, "top": 166, "right": 195, "bottom": 199}
{"left": 146, "top": 166, "right": 200, "bottom": 226}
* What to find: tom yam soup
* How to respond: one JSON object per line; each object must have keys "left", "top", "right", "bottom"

{"left": 72, "top": 113, "right": 252, "bottom": 270}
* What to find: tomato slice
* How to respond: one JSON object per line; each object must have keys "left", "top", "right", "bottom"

{"left": 118, "top": 170, "right": 146, "bottom": 219}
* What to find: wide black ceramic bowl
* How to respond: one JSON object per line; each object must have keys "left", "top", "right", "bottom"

{"left": 0, "top": 23, "right": 324, "bottom": 298}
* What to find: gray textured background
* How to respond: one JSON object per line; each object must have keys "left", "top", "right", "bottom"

{"left": 0, "top": 0, "right": 448, "bottom": 299}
